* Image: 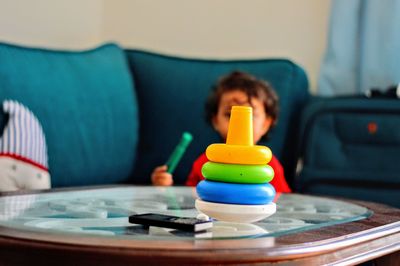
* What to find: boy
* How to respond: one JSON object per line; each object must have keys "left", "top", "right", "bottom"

{"left": 152, "top": 71, "right": 291, "bottom": 193}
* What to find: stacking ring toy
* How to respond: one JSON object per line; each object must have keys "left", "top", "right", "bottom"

{"left": 202, "top": 162, "right": 274, "bottom": 183}
{"left": 197, "top": 180, "right": 276, "bottom": 205}
{"left": 206, "top": 144, "right": 272, "bottom": 165}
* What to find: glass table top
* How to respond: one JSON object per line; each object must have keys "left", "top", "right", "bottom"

{"left": 0, "top": 186, "right": 372, "bottom": 240}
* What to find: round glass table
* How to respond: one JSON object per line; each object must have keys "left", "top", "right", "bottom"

{"left": 0, "top": 186, "right": 399, "bottom": 265}
{"left": 0, "top": 186, "right": 371, "bottom": 239}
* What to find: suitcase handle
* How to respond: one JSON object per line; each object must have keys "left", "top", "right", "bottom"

{"left": 365, "top": 83, "right": 400, "bottom": 98}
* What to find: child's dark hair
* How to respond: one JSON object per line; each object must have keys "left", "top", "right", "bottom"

{"left": 205, "top": 71, "right": 279, "bottom": 136}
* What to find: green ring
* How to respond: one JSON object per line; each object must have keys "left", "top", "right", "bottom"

{"left": 201, "top": 162, "right": 274, "bottom": 184}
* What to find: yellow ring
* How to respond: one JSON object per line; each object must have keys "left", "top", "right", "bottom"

{"left": 206, "top": 144, "right": 272, "bottom": 165}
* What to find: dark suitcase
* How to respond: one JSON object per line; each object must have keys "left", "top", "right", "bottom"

{"left": 295, "top": 96, "right": 400, "bottom": 208}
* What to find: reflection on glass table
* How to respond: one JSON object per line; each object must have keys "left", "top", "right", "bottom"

{"left": 0, "top": 186, "right": 372, "bottom": 240}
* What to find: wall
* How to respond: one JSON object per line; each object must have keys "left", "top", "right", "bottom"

{"left": 0, "top": 0, "right": 103, "bottom": 49}
{"left": 0, "top": 0, "right": 331, "bottom": 91}
{"left": 102, "top": 0, "right": 331, "bottom": 91}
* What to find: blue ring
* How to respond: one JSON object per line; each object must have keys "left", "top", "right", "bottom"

{"left": 196, "top": 180, "right": 275, "bottom": 205}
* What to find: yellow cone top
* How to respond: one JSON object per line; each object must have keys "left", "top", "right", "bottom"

{"left": 205, "top": 105, "right": 272, "bottom": 164}
{"left": 226, "top": 106, "right": 253, "bottom": 146}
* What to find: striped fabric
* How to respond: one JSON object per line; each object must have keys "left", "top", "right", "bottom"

{"left": 0, "top": 100, "right": 48, "bottom": 170}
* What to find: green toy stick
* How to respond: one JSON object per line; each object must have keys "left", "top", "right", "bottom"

{"left": 166, "top": 132, "right": 193, "bottom": 174}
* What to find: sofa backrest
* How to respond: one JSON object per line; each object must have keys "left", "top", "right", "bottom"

{"left": 0, "top": 42, "right": 138, "bottom": 187}
{"left": 0, "top": 42, "right": 309, "bottom": 188}
{"left": 126, "top": 50, "right": 309, "bottom": 186}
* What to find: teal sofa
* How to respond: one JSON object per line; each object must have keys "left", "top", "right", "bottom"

{"left": 0, "top": 42, "right": 309, "bottom": 188}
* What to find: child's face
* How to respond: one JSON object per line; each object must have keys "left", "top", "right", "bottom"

{"left": 212, "top": 90, "right": 272, "bottom": 144}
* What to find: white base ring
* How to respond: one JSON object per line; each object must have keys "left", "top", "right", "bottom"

{"left": 195, "top": 199, "right": 276, "bottom": 223}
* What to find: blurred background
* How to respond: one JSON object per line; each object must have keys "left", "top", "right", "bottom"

{"left": 0, "top": 0, "right": 331, "bottom": 93}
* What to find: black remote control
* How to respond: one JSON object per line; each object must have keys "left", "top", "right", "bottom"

{"left": 129, "top": 213, "right": 212, "bottom": 232}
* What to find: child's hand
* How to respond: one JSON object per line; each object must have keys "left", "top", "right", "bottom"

{"left": 151, "top": 165, "right": 173, "bottom": 186}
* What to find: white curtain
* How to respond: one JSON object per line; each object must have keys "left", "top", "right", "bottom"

{"left": 318, "top": 0, "right": 400, "bottom": 96}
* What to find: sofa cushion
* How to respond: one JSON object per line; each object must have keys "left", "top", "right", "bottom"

{"left": 126, "top": 50, "right": 309, "bottom": 185}
{"left": 0, "top": 42, "right": 138, "bottom": 187}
